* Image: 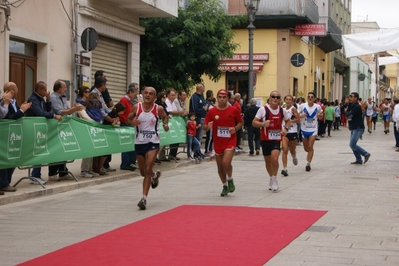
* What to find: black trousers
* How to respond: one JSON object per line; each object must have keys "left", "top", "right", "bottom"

{"left": 48, "top": 163, "right": 68, "bottom": 177}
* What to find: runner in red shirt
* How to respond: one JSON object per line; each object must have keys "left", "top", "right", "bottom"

{"left": 203, "top": 89, "right": 243, "bottom": 197}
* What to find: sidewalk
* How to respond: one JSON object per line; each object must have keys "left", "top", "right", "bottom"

{"left": 0, "top": 147, "right": 210, "bottom": 206}
{"left": 1, "top": 122, "right": 399, "bottom": 265}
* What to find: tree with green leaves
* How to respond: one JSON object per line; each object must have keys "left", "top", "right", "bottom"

{"left": 140, "top": 0, "right": 245, "bottom": 92}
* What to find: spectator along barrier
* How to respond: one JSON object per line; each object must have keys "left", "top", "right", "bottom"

{"left": 0, "top": 116, "right": 187, "bottom": 188}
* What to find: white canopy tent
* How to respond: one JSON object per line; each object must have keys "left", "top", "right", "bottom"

{"left": 342, "top": 28, "right": 399, "bottom": 61}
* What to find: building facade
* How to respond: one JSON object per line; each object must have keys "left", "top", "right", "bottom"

{"left": 0, "top": 0, "right": 178, "bottom": 104}
{"left": 200, "top": 0, "right": 346, "bottom": 104}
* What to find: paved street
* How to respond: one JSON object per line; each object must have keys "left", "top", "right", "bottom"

{"left": 1, "top": 122, "right": 399, "bottom": 265}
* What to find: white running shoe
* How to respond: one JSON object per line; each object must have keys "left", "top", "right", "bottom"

{"left": 292, "top": 157, "right": 298, "bottom": 166}
{"left": 80, "top": 171, "right": 93, "bottom": 178}
{"left": 88, "top": 171, "right": 100, "bottom": 177}
{"left": 271, "top": 178, "right": 279, "bottom": 192}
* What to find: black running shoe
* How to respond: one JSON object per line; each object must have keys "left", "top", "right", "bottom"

{"left": 281, "top": 169, "right": 288, "bottom": 176}
{"left": 137, "top": 198, "right": 147, "bottom": 210}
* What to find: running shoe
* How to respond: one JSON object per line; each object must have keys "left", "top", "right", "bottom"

{"left": 270, "top": 178, "right": 279, "bottom": 192}
{"left": 80, "top": 171, "right": 93, "bottom": 178}
{"left": 88, "top": 171, "right": 100, "bottom": 177}
{"left": 256, "top": 149, "right": 260, "bottom": 155}
{"left": 281, "top": 169, "right": 288, "bottom": 176}
{"left": 220, "top": 185, "right": 229, "bottom": 196}
{"left": 292, "top": 157, "right": 298, "bottom": 166}
{"left": 151, "top": 170, "right": 161, "bottom": 189}
{"left": 29, "top": 177, "right": 47, "bottom": 185}
{"left": 137, "top": 198, "right": 147, "bottom": 210}
{"left": 268, "top": 179, "right": 273, "bottom": 190}
{"left": 228, "top": 179, "right": 235, "bottom": 193}
{"left": 305, "top": 163, "right": 311, "bottom": 172}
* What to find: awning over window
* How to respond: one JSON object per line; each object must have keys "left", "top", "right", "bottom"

{"left": 218, "top": 53, "right": 268, "bottom": 72}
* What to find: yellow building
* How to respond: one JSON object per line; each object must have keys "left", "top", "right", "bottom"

{"left": 197, "top": 0, "right": 344, "bottom": 105}
{"left": 201, "top": 29, "right": 331, "bottom": 104}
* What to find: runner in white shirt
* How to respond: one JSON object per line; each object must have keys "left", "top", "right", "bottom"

{"left": 365, "top": 97, "right": 375, "bottom": 133}
{"left": 297, "top": 92, "right": 323, "bottom": 172}
{"left": 281, "top": 95, "right": 300, "bottom": 176}
{"left": 252, "top": 91, "right": 291, "bottom": 192}
{"left": 126, "top": 87, "right": 169, "bottom": 210}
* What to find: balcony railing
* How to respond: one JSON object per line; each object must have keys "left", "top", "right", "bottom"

{"left": 226, "top": 0, "right": 319, "bottom": 24}
{"left": 315, "top": 16, "right": 342, "bottom": 53}
{"left": 257, "top": 0, "right": 319, "bottom": 23}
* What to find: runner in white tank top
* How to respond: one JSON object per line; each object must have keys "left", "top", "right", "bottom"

{"left": 281, "top": 95, "right": 300, "bottom": 176}
{"left": 126, "top": 87, "right": 169, "bottom": 210}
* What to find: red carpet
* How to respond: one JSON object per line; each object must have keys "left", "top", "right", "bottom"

{"left": 19, "top": 205, "right": 326, "bottom": 266}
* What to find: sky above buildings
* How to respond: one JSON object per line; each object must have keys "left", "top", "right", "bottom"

{"left": 352, "top": 0, "right": 399, "bottom": 29}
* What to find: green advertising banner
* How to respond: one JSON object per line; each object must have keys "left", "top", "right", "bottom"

{"left": 0, "top": 116, "right": 186, "bottom": 169}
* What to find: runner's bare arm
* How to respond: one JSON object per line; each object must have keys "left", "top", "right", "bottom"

{"left": 126, "top": 104, "right": 139, "bottom": 126}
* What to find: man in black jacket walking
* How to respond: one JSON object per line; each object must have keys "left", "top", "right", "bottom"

{"left": 345, "top": 92, "right": 371, "bottom": 164}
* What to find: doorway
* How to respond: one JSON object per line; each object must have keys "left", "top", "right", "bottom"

{"left": 9, "top": 39, "right": 37, "bottom": 103}
{"left": 226, "top": 72, "right": 249, "bottom": 97}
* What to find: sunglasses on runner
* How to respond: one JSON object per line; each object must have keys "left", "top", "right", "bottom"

{"left": 270, "top": 95, "right": 281, "bottom": 99}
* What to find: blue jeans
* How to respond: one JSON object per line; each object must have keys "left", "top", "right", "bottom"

{"left": 0, "top": 168, "right": 15, "bottom": 188}
{"left": 120, "top": 151, "right": 137, "bottom": 169}
{"left": 120, "top": 124, "right": 137, "bottom": 169}
{"left": 349, "top": 128, "right": 369, "bottom": 162}
{"left": 31, "top": 167, "right": 41, "bottom": 178}
{"left": 187, "top": 135, "right": 201, "bottom": 158}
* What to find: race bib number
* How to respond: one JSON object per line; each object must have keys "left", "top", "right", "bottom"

{"left": 217, "top": 126, "right": 231, "bottom": 138}
{"left": 138, "top": 130, "right": 155, "bottom": 140}
{"left": 268, "top": 130, "right": 281, "bottom": 140}
{"left": 305, "top": 118, "right": 314, "bottom": 128}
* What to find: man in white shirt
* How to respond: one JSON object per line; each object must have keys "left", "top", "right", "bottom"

{"left": 165, "top": 88, "right": 187, "bottom": 160}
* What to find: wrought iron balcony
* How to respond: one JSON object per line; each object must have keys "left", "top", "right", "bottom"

{"left": 315, "top": 16, "right": 342, "bottom": 53}
{"left": 226, "top": 0, "right": 319, "bottom": 28}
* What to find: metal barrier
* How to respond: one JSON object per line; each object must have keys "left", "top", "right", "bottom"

{"left": 13, "top": 160, "right": 78, "bottom": 189}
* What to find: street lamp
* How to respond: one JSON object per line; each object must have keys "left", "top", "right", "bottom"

{"left": 244, "top": 0, "right": 260, "bottom": 100}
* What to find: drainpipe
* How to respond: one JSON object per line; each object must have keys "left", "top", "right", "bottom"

{"left": 71, "top": 0, "right": 79, "bottom": 105}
